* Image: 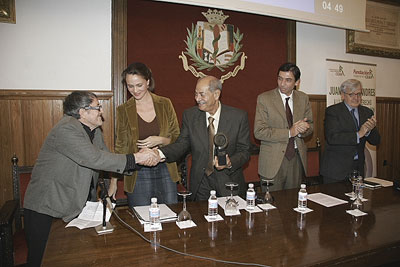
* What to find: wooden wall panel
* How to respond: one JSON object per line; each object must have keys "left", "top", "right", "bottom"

{"left": 0, "top": 90, "right": 114, "bottom": 207}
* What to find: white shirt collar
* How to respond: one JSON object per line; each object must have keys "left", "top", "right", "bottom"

{"left": 206, "top": 101, "right": 221, "bottom": 131}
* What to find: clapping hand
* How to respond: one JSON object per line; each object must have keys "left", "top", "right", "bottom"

{"left": 290, "top": 118, "right": 310, "bottom": 137}
{"left": 359, "top": 116, "right": 377, "bottom": 137}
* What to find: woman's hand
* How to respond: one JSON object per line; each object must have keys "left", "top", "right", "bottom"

{"left": 137, "top": 136, "right": 170, "bottom": 148}
{"left": 108, "top": 178, "right": 118, "bottom": 200}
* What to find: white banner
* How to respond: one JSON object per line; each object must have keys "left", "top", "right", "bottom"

{"left": 326, "top": 59, "right": 377, "bottom": 177}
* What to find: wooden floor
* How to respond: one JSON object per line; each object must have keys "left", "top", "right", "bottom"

{"left": 42, "top": 182, "right": 400, "bottom": 267}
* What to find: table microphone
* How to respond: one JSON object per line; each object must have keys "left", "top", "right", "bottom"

{"left": 95, "top": 177, "right": 115, "bottom": 235}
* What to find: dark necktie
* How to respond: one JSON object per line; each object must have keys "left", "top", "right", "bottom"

{"left": 285, "top": 97, "right": 295, "bottom": 160}
{"left": 351, "top": 109, "right": 360, "bottom": 131}
{"left": 205, "top": 117, "right": 215, "bottom": 176}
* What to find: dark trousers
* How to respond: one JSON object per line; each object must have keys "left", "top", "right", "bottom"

{"left": 261, "top": 151, "right": 303, "bottom": 192}
{"left": 323, "top": 159, "right": 364, "bottom": 184}
{"left": 24, "top": 208, "right": 53, "bottom": 267}
{"left": 127, "top": 163, "right": 177, "bottom": 207}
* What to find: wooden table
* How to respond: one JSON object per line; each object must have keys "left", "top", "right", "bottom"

{"left": 42, "top": 182, "right": 400, "bottom": 266}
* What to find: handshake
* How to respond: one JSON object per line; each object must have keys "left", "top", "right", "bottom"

{"left": 134, "top": 147, "right": 163, "bottom": 166}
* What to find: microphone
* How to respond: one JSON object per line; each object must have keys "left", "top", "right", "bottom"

{"left": 383, "top": 160, "right": 400, "bottom": 191}
{"left": 95, "top": 177, "right": 115, "bottom": 235}
{"left": 214, "top": 133, "right": 228, "bottom": 166}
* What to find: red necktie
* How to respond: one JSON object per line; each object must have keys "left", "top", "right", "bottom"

{"left": 285, "top": 97, "right": 295, "bottom": 160}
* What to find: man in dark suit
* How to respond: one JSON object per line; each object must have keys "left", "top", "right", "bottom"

{"left": 159, "top": 76, "right": 250, "bottom": 200}
{"left": 321, "top": 79, "right": 380, "bottom": 183}
{"left": 23, "top": 91, "right": 159, "bottom": 267}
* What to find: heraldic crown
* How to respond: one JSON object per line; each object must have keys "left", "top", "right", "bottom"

{"left": 201, "top": 9, "right": 229, "bottom": 25}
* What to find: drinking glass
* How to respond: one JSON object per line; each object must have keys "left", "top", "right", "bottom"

{"left": 225, "top": 182, "right": 239, "bottom": 216}
{"left": 348, "top": 170, "right": 360, "bottom": 198}
{"left": 352, "top": 177, "right": 364, "bottom": 208}
{"left": 261, "top": 178, "right": 274, "bottom": 204}
{"left": 177, "top": 191, "right": 192, "bottom": 226}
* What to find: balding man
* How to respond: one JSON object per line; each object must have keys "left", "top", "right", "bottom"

{"left": 160, "top": 76, "right": 250, "bottom": 200}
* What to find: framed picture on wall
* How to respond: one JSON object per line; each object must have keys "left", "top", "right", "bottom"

{"left": 0, "top": 0, "right": 16, "bottom": 24}
{"left": 346, "top": 0, "right": 400, "bottom": 59}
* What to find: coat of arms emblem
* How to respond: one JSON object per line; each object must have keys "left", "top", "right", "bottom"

{"left": 179, "top": 9, "right": 247, "bottom": 83}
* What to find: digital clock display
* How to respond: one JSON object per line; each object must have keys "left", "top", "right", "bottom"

{"left": 155, "top": 0, "right": 367, "bottom": 31}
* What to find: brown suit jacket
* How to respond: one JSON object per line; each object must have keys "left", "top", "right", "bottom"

{"left": 254, "top": 88, "right": 313, "bottom": 178}
{"left": 115, "top": 93, "right": 180, "bottom": 192}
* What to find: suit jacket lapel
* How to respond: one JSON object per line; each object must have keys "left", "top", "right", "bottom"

{"left": 292, "top": 91, "right": 301, "bottom": 122}
{"left": 125, "top": 98, "right": 139, "bottom": 143}
{"left": 340, "top": 102, "right": 358, "bottom": 131}
{"left": 195, "top": 109, "right": 209, "bottom": 149}
{"left": 217, "top": 104, "right": 229, "bottom": 134}
{"left": 272, "top": 88, "right": 288, "bottom": 124}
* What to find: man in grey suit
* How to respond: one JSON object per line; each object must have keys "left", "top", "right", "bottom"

{"left": 321, "top": 79, "right": 380, "bottom": 183}
{"left": 23, "top": 91, "right": 158, "bottom": 267}
{"left": 159, "top": 76, "right": 250, "bottom": 200}
{"left": 254, "top": 63, "right": 313, "bottom": 191}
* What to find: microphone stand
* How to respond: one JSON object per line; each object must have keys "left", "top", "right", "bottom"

{"left": 95, "top": 177, "right": 114, "bottom": 235}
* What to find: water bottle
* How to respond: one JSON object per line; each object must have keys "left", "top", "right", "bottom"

{"left": 246, "top": 183, "right": 256, "bottom": 210}
{"left": 149, "top": 197, "right": 160, "bottom": 229}
{"left": 298, "top": 184, "right": 307, "bottom": 211}
{"left": 208, "top": 190, "right": 218, "bottom": 218}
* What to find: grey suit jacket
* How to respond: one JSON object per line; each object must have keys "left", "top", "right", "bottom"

{"left": 321, "top": 102, "right": 380, "bottom": 180}
{"left": 254, "top": 88, "right": 313, "bottom": 178}
{"left": 160, "top": 104, "right": 251, "bottom": 199}
{"left": 24, "top": 115, "right": 127, "bottom": 222}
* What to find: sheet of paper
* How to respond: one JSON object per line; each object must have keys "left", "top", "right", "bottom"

{"left": 144, "top": 223, "right": 162, "bottom": 232}
{"left": 346, "top": 209, "right": 367, "bottom": 217}
{"left": 257, "top": 203, "right": 277, "bottom": 210}
{"left": 345, "top": 193, "right": 368, "bottom": 202}
{"left": 217, "top": 195, "right": 247, "bottom": 210}
{"left": 204, "top": 214, "right": 224, "bottom": 222}
{"left": 364, "top": 177, "right": 393, "bottom": 187}
{"left": 245, "top": 206, "right": 263, "bottom": 213}
{"left": 176, "top": 220, "right": 197, "bottom": 229}
{"left": 133, "top": 204, "right": 177, "bottom": 224}
{"left": 293, "top": 207, "right": 313, "bottom": 214}
{"left": 66, "top": 201, "right": 114, "bottom": 229}
{"left": 308, "top": 193, "right": 347, "bottom": 207}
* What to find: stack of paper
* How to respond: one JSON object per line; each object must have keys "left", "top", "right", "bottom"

{"left": 364, "top": 177, "right": 393, "bottom": 187}
{"left": 132, "top": 204, "right": 177, "bottom": 224}
{"left": 66, "top": 201, "right": 114, "bottom": 229}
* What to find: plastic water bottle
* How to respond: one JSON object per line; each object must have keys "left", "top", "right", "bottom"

{"left": 149, "top": 197, "right": 160, "bottom": 229}
{"left": 246, "top": 183, "right": 256, "bottom": 210}
{"left": 208, "top": 190, "right": 218, "bottom": 218}
{"left": 298, "top": 184, "right": 307, "bottom": 211}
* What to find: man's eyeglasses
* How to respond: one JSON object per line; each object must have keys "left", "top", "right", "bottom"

{"left": 84, "top": 105, "right": 102, "bottom": 111}
{"left": 344, "top": 92, "right": 362, "bottom": 98}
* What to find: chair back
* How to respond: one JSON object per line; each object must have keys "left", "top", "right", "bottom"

{"left": 243, "top": 154, "right": 260, "bottom": 186}
{"left": 304, "top": 146, "right": 322, "bottom": 185}
{"left": 115, "top": 178, "right": 128, "bottom": 206}
{"left": 11, "top": 155, "right": 33, "bottom": 230}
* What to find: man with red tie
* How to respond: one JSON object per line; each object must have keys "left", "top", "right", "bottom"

{"left": 254, "top": 63, "right": 313, "bottom": 191}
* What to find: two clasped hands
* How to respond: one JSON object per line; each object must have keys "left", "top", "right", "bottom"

{"left": 134, "top": 136, "right": 232, "bottom": 170}
{"left": 290, "top": 118, "right": 311, "bottom": 137}
{"left": 358, "top": 116, "right": 377, "bottom": 138}
{"left": 134, "top": 136, "right": 165, "bottom": 167}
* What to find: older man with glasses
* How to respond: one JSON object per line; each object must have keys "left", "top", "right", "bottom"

{"left": 23, "top": 91, "right": 160, "bottom": 267}
{"left": 321, "top": 79, "right": 381, "bottom": 184}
